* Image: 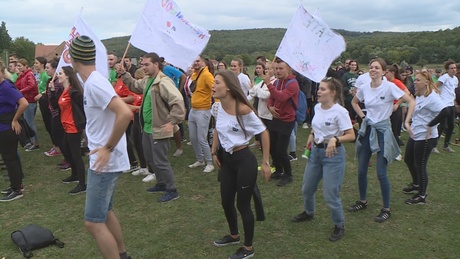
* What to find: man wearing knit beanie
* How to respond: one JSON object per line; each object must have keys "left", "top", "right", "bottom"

{"left": 70, "top": 35, "right": 132, "bottom": 259}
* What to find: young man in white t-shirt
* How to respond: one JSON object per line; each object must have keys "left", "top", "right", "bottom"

{"left": 433, "top": 60, "right": 458, "bottom": 153}
{"left": 70, "top": 35, "right": 132, "bottom": 259}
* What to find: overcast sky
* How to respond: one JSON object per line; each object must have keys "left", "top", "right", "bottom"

{"left": 1, "top": 0, "right": 459, "bottom": 45}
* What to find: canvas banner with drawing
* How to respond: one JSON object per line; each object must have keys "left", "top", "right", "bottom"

{"left": 276, "top": 4, "right": 346, "bottom": 82}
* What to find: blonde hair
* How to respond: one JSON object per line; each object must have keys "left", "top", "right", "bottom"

{"left": 417, "top": 71, "right": 439, "bottom": 97}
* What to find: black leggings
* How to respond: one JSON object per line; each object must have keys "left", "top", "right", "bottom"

{"left": 404, "top": 138, "right": 436, "bottom": 196}
{"left": 437, "top": 105, "right": 456, "bottom": 147}
{"left": 390, "top": 106, "right": 403, "bottom": 145}
{"left": 0, "top": 129, "right": 23, "bottom": 191}
{"left": 38, "top": 96, "right": 52, "bottom": 143}
{"left": 220, "top": 148, "right": 258, "bottom": 247}
{"left": 61, "top": 132, "right": 85, "bottom": 186}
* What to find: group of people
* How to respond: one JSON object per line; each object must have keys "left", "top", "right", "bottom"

{"left": 1, "top": 34, "right": 458, "bottom": 258}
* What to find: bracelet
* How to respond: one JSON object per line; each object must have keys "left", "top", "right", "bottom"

{"left": 334, "top": 136, "right": 340, "bottom": 144}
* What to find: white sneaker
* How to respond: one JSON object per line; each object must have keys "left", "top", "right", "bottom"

{"left": 432, "top": 147, "right": 440, "bottom": 154}
{"left": 142, "top": 173, "right": 156, "bottom": 182}
{"left": 203, "top": 164, "right": 214, "bottom": 173}
{"left": 395, "top": 154, "right": 402, "bottom": 161}
{"left": 132, "top": 168, "right": 149, "bottom": 176}
{"left": 189, "top": 161, "right": 205, "bottom": 168}
{"left": 302, "top": 123, "right": 309, "bottom": 129}
{"left": 173, "top": 149, "right": 183, "bottom": 157}
{"left": 186, "top": 141, "right": 192, "bottom": 146}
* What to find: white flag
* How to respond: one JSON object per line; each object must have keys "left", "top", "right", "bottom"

{"left": 129, "top": 0, "right": 211, "bottom": 71}
{"left": 57, "top": 14, "right": 108, "bottom": 78}
{"left": 276, "top": 5, "right": 346, "bottom": 82}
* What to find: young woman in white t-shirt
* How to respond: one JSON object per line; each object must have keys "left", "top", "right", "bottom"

{"left": 210, "top": 70, "right": 271, "bottom": 259}
{"left": 403, "top": 71, "right": 447, "bottom": 204}
{"left": 349, "top": 58, "right": 415, "bottom": 223}
{"left": 291, "top": 77, "right": 355, "bottom": 242}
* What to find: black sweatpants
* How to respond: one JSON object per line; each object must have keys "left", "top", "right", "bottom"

{"left": 220, "top": 148, "right": 258, "bottom": 247}
{"left": 404, "top": 138, "right": 436, "bottom": 196}
{"left": 131, "top": 113, "right": 146, "bottom": 168}
{"left": 61, "top": 132, "right": 85, "bottom": 186}
{"left": 268, "top": 119, "right": 295, "bottom": 176}
{"left": 0, "top": 129, "right": 24, "bottom": 192}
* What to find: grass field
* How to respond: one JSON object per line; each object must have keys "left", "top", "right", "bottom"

{"left": 1, "top": 113, "right": 460, "bottom": 259}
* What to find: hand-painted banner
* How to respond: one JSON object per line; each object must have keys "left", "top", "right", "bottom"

{"left": 276, "top": 4, "right": 346, "bottom": 82}
{"left": 57, "top": 14, "right": 108, "bottom": 78}
{"left": 129, "top": 0, "right": 211, "bottom": 71}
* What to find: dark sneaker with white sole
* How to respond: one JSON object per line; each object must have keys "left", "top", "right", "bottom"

{"left": 0, "top": 191, "right": 23, "bottom": 202}
{"left": 229, "top": 247, "right": 254, "bottom": 259}
{"left": 213, "top": 235, "right": 240, "bottom": 247}
{"left": 329, "top": 225, "right": 345, "bottom": 241}
{"left": 159, "top": 190, "right": 180, "bottom": 203}
{"left": 403, "top": 183, "right": 419, "bottom": 194}
{"left": 405, "top": 194, "right": 426, "bottom": 205}
{"left": 374, "top": 209, "right": 391, "bottom": 223}
{"left": 348, "top": 200, "right": 368, "bottom": 212}
{"left": 62, "top": 176, "right": 79, "bottom": 184}
{"left": 291, "top": 211, "right": 314, "bottom": 222}
{"left": 69, "top": 184, "right": 87, "bottom": 195}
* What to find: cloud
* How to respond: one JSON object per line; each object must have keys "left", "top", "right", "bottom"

{"left": 1, "top": 0, "right": 459, "bottom": 45}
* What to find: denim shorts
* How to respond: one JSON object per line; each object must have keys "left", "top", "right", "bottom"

{"left": 84, "top": 169, "right": 121, "bottom": 223}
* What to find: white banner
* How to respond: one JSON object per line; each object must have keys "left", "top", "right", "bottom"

{"left": 276, "top": 5, "right": 346, "bottom": 82}
{"left": 129, "top": 0, "right": 211, "bottom": 71}
{"left": 57, "top": 15, "right": 108, "bottom": 78}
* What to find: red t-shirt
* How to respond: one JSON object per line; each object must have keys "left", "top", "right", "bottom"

{"left": 58, "top": 87, "right": 78, "bottom": 133}
{"left": 392, "top": 79, "right": 407, "bottom": 104}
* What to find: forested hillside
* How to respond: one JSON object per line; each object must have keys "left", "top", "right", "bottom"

{"left": 102, "top": 27, "right": 460, "bottom": 67}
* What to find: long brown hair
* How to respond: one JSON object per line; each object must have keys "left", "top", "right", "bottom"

{"left": 215, "top": 70, "right": 257, "bottom": 138}
{"left": 61, "top": 66, "right": 84, "bottom": 94}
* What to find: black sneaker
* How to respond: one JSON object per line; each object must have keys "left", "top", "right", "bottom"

{"left": 146, "top": 184, "right": 167, "bottom": 193}
{"left": 229, "top": 247, "right": 254, "bottom": 259}
{"left": 62, "top": 176, "right": 79, "bottom": 184}
{"left": 213, "top": 235, "right": 240, "bottom": 247}
{"left": 405, "top": 194, "right": 426, "bottom": 205}
{"left": 23, "top": 143, "right": 34, "bottom": 150}
{"left": 289, "top": 152, "right": 297, "bottom": 161}
{"left": 0, "top": 191, "right": 23, "bottom": 202}
{"left": 374, "top": 209, "right": 391, "bottom": 223}
{"left": 291, "top": 211, "right": 314, "bottom": 222}
{"left": 277, "top": 175, "right": 293, "bottom": 187}
{"left": 403, "top": 183, "right": 419, "bottom": 194}
{"left": 159, "top": 190, "right": 180, "bottom": 203}
{"left": 270, "top": 171, "right": 283, "bottom": 180}
{"left": 348, "top": 200, "right": 368, "bottom": 212}
{"left": 69, "top": 184, "right": 86, "bottom": 195}
{"left": 329, "top": 225, "right": 345, "bottom": 242}
{"left": 25, "top": 144, "right": 40, "bottom": 151}
{"left": 1, "top": 184, "right": 24, "bottom": 194}
{"left": 123, "top": 165, "right": 140, "bottom": 174}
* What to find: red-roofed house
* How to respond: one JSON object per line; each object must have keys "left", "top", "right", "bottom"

{"left": 35, "top": 42, "right": 65, "bottom": 60}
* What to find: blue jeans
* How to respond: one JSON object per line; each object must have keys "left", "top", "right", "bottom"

{"left": 302, "top": 145, "right": 346, "bottom": 226}
{"left": 23, "top": 102, "right": 38, "bottom": 143}
{"left": 84, "top": 170, "right": 121, "bottom": 223}
{"left": 357, "top": 127, "right": 390, "bottom": 208}
{"left": 188, "top": 109, "right": 212, "bottom": 163}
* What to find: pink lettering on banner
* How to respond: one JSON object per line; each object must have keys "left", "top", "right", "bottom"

{"left": 63, "top": 27, "right": 80, "bottom": 63}
{"left": 160, "top": 0, "right": 207, "bottom": 39}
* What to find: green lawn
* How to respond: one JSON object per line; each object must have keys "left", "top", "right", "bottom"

{"left": 1, "top": 115, "right": 459, "bottom": 258}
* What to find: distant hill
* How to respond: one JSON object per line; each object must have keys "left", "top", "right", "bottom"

{"left": 102, "top": 27, "right": 460, "bottom": 67}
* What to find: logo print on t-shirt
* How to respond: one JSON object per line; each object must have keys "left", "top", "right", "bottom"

{"left": 380, "top": 96, "right": 385, "bottom": 100}
{"left": 232, "top": 127, "right": 239, "bottom": 132}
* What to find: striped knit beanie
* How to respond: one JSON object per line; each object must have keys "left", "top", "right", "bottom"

{"left": 69, "top": 35, "right": 96, "bottom": 65}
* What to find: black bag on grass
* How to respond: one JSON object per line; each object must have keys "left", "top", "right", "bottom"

{"left": 11, "top": 224, "right": 65, "bottom": 258}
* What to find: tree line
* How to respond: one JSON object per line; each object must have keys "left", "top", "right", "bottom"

{"left": 2, "top": 20, "right": 460, "bottom": 68}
